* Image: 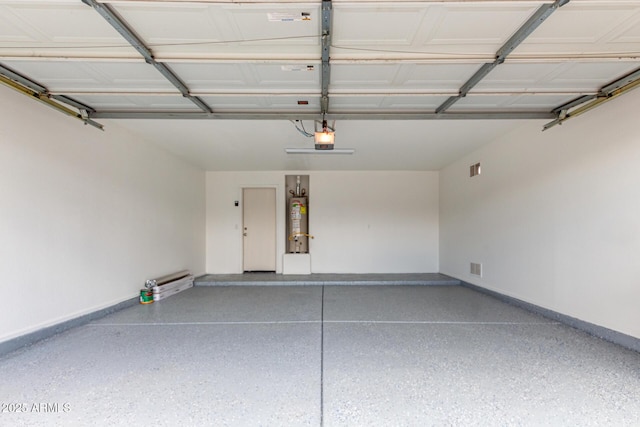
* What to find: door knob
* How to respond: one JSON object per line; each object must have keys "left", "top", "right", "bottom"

{"left": 243, "top": 232, "right": 247, "bottom": 236}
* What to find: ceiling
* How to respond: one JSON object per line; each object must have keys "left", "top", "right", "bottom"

{"left": 1, "top": 0, "right": 639, "bottom": 170}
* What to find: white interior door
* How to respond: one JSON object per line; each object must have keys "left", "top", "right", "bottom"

{"left": 243, "top": 188, "right": 276, "bottom": 272}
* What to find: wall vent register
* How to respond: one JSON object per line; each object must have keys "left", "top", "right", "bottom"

{"left": 470, "top": 262, "right": 483, "bottom": 277}
{"left": 470, "top": 163, "right": 481, "bottom": 177}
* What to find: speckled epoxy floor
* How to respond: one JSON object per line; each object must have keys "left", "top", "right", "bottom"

{"left": 1, "top": 285, "right": 639, "bottom": 426}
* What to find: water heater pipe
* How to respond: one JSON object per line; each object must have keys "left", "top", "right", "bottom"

{"left": 288, "top": 233, "right": 315, "bottom": 241}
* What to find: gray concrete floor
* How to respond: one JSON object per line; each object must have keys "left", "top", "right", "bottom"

{"left": 1, "top": 285, "right": 639, "bottom": 426}
{"left": 195, "top": 272, "right": 460, "bottom": 286}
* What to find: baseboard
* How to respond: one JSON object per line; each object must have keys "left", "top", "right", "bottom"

{"left": 0, "top": 297, "right": 138, "bottom": 358}
{"left": 461, "top": 281, "right": 640, "bottom": 354}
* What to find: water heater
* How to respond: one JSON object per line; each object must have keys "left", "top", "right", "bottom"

{"left": 288, "top": 196, "right": 309, "bottom": 253}
{"left": 286, "top": 175, "right": 311, "bottom": 254}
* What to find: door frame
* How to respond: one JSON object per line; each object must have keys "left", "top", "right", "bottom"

{"left": 241, "top": 186, "right": 280, "bottom": 273}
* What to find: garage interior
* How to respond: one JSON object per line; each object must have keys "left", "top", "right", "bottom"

{"left": 1, "top": 0, "right": 640, "bottom": 425}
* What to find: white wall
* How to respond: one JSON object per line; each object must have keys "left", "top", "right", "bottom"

{"left": 440, "top": 89, "right": 640, "bottom": 339}
{"left": 0, "top": 85, "right": 206, "bottom": 343}
{"left": 207, "top": 171, "right": 439, "bottom": 273}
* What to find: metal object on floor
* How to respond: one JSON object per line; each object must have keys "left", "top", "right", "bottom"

{"left": 145, "top": 270, "right": 194, "bottom": 301}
